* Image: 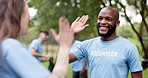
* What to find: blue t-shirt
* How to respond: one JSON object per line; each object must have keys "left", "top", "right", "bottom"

{"left": 1, "top": 38, "right": 50, "bottom": 78}
{"left": 72, "top": 36, "right": 143, "bottom": 78}
{"left": 70, "top": 40, "right": 86, "bottom": 72}
{"left": 29, "top": 39, "right": 42, "bottom": 61}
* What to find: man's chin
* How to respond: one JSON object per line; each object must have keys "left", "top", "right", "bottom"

{"left": 99, "top": 33, "right": 109, "bottom": 37}
{"left": 99, "top": 32, "right": 107, "bottom": 35}
{"left": 99, "top": 30, "right": 108, "bottom": 34}
{"left": 99, "top": 32, "right": 107, "bottom": 34}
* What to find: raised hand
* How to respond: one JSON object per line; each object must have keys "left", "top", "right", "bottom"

{"left": 49, "top": 17, "right": 74, "bottom": 78}
{"left": 70, "top": 15, "right": 89, "bottom": 34}
{"left": 50, "top": 17, "right": 74, "bottom": 47}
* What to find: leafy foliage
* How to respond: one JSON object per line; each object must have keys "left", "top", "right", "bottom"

{"left": 24, "top": 0, "right": 148, "bottom": 58}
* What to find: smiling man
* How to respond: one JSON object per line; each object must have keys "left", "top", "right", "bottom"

{"left": 68, "top": 6, "right": 143, "bottom": 78}
{"left": 29, "top": 31, "right": 51, "bottom": 62}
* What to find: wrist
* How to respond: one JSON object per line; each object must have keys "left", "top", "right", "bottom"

{"left": 60, "top": 43, "right": 71, "bottom": 48}
{"left": 60, "top": 45, "right": 70, "bottom": 49}
{"left": 42, "top": 55, "right": 45, "bottom": 57}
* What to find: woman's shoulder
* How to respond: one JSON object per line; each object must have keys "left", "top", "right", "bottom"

{"left": 2, "top": 38, "right": 22, "bottom": 47}
{"left": 2, "top": 38, "right": 24, "bottom": 54}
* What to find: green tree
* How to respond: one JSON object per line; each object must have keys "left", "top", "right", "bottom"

{"left": 28, "top": 0, "right": 148, "bottom": 68}
{"left": 29, "top": 0, "right": 106, "bottom": 40}
{"left": 114, "top": 0, "right": 148, "bottom": 69}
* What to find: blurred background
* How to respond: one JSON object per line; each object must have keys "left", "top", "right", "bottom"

{"left": 20, "top": 0, "right": 148, "bottom": 78}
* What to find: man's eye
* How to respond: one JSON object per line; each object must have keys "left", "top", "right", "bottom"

{"left": 106, "top": 18, "right": 112, "bottom": 21}
{"left": 98, "top": 17, "right": 103, "bottom": 20}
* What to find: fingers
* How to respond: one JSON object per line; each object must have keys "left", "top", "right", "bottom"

{"left": 74, "top": 15, "right": 89, "bottom": 23}
{"left": 59, "top": 17, "right": 66, "bottom": 32}
{"left": 82, "top": 24, "right": 89, "bottom": 30}
{"left": 64, "top": 18, "right": 70, "bottom": 32}
{"left": 53, "top": 16, "right": 70, "bottom": 36}
{"left": 81, "top": 15, "right": 89, "bottom": 24}
{"left": 74, "top": 17, "right": 80, "bottom": 22}
{"left": 84, "top": 24, "right": 89, "bottom": 27}
{"left": 78, "top": 15, "right": 89, "bottom": 23}
{"left": 50, "top": 29, "right": 58, "bottom": 39}
{"left": 59, "top": 17, "right": 70, "bottom": 33}
{"left": 79, "top": 15, "right": 85, "bottom": 22}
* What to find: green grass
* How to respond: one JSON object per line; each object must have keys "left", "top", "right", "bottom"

{"left": 42, "top": 62, "right": 73, "bottom": 78}
{"left": 142, "top": 70, "right": 148, "bottom": 78}
{"left": 43, "top": 62, "right": 148, "bottom": 78}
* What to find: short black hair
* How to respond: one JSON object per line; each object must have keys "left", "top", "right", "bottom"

{"left": 39, "top": 30, "right": 49, "bottom": 35}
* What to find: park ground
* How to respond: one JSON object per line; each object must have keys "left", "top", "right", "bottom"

{"left": 41, "top": 45, "right": 148, "bottom": 78}
{"left": 42, "top": 62, "right": 148, "bottom": 78}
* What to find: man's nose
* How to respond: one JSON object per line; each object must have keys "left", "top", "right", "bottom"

{"left": 100, "top": 19, "right": 107, "bottom": 25}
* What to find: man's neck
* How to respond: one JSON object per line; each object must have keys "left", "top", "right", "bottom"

{"left": 38, "top": 38, "right": 43, "bottom": 43}
{"left": 100, "top": 33, "right": 118, "bottom": 41}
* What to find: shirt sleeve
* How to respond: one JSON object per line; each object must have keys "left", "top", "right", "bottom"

{"left": 127, "top": 45, "right": 143, "bottom": 72}
{"left": 71, "top": 42, "right": 86, "bottom": 61}
{"left": 5, "top": 45, "right": 50, "bottom": 78}
{"left": 30, "top": 41, "right": 38, "bottom": 50}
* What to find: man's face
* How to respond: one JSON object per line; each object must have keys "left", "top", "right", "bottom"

{"left": 97, "top": 23, "right": 116, "bottom": 37}
{"left": 41, "top": 33, "right": 48, "bottom": 41}
{"left": 96, "top": 8, "right": 119, "bottom": 37}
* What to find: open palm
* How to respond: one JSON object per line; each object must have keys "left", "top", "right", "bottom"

{"left": 50, "top": 17, "right": 74, "bottom": 47}
{"left": 70, "top": 15, "right": 89, "bottom": 34}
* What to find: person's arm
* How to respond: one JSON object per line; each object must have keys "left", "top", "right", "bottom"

{"left": 32, "top": 48, "right": 51, "bottom": 62}
{"left": 50, "top": 15, "right": 89, "bottom": 78}
{"left": 131, "top": 71, "right": 142, "bottom": 78}
{"left": 31, "top": 48, "right": 46, "bottom": 57}
{"left": 49, "top": 17, "right": 74, "bottom": 78}
{"left": 69, "top": 52, "right": 77, "bottom": 63}
{"left": 49, "top": 46, "right": 70, "bottom": 78}
{"left": 80, "top": 58, "right": 87, "bottom": 76}
{"left": 127, "top": 46, "right": 143, "bottom": 78}
{"left": 69, "top": 15, "right": 89, "bottom": 63}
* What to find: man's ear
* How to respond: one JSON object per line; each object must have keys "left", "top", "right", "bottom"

{"left": 116, "top": 21, "right": 120, "bottom": 26}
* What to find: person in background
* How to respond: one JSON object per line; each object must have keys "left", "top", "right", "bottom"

{"left": 70, "top": 40, "right": 87, "bottom": 78}
{"left": 29, "top": 31, "right": 51, "bottom": 62}
{"left": 29, "top": 30, "right": 55, "bottom": 72}
{"left": 0, "top": 0, "right": 75, "bottom": 78}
